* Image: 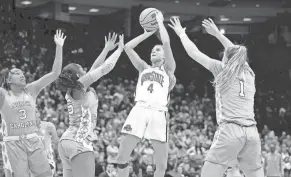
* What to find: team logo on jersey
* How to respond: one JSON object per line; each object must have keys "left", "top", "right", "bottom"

{"left": 141, "top": 71, "right": 164, "bottom": 87}
{"left": 123, "top": 124, "right": 132, "bottom": 132}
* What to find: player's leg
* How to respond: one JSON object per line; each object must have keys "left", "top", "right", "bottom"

{"left": 201, "top": 161, "right": 228, "bottom": 177}
{"left": 151, "top": 140, "right": 168, "bottom": 177}
{"left": 202, "top": 123, "right": 245, "bottom": 177}
{"left": 238, "top": 126, "right": 264, "bottom": 177}
{"left": 27, "top": 137, "right": 52, "bottom": 177}
{"left": 58, "top": 140, "right": 73, "bottom": 177}
{"left": 145, "top": 111, "right": 169, "bottom": 177}
{"left": 71, "top": 151, "right": 95, "bottom": 177}
{"left": 117, "top": 106, "right": 147, "bottom": 177}
{"left": 3, "top": 141, "right": 30, "bottom": 177}
{"left": 116, "top": 134, "right": 141, "bottom": 177}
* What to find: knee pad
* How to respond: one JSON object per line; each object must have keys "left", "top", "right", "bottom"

{"left": 117, "top": 163, "right": 129, "bottom": 169}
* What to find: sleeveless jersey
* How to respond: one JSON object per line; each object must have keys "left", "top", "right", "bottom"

{"left": 135, "top": 66, "right": 170, "bottom": 108}
{"left": 0, "top": 89, "right": 38, "bottom": 136}
{"left": 61, "top": 88, "right": 98, "bottom": 146}
{"left": 209, "top": 60, "right": 256, "bottom": 126}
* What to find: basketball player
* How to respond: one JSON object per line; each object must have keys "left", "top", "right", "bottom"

{"left": 0, "top": 30, "right": 65, "bottom": 177}
{"left": 116, "top": 11, "right": 176, "bottom": 177}
{"left": 57, "top": 33, "right": 124, "bottom": 177}
{"left": 169, "top": 17, "right": 264, "bottom": 177}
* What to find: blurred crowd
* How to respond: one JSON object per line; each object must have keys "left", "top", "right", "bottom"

{"left": 1, "top": 4, "right": 291, "bottom": 177}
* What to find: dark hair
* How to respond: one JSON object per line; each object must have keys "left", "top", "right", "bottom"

{"left": 56, "top": 63, "right": 84, "bottom": 91}
{"left": 1, "top": 69, "right": 11, "bottom": 90}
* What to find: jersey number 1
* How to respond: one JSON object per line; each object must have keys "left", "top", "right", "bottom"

{"left": 239, "top": 81, "right": 245, "bottom": 97}
{"left": 147, "top": 84, "right": 154, "bottom": 93}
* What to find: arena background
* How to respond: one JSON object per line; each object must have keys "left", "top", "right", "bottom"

{"left": 1, "top": 0, "right": 291, "bottom": 176}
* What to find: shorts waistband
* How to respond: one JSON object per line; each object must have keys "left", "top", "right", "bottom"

{"left": 3, "top": 133, "right": 38, "bottom": 142}
{"left": 135, "top": 102, "right": 168, "bottom": 112}
{"left": 221, "top": 121, "right": 256, "bottom": 127}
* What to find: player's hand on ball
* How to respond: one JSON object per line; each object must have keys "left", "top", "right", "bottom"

{"left": 155, "top": 11, "right": 164, "bottom": 23}
{"left": 168, "top": 16, "right": 186, "bottom": 37}
{"left": 118, "top": 34, "right": 124, "bottom": 50}
{"left": 54, "top": 29, "right": 66, "bottom": 47}
{"left": 143, "top": 29, "right": 156, "bottom": 36}
{"left": 105, "top": 32, "right": 118, "bottom": 51}
{"left": 202, "top": 18, "right": 220, "bottom": 36}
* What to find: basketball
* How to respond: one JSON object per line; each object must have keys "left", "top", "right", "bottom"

{"left": 139, "top": 8, "right": 160, "bottom": 31}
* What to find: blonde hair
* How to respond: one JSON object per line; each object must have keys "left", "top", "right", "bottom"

{"left": 213, "top": 45, "right": 248, "bottom": 93}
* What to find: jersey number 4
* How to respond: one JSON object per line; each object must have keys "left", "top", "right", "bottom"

{"left": 239, "top": 81, "right": 245, "bottom": 97}
{"left": 147, "top": 84, "right": 154, "bottom": 93}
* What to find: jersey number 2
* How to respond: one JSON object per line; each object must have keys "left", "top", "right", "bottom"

{"left": 19, "top": 109, "right": 27, "bottom": 120}
{"left": 239, "top": 81, "right": 245, "bottom": 97}
{"left": 147, "top": 84, "right": 154, "bottom": 93}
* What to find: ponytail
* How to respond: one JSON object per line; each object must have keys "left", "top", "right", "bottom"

{"left": 1, "top": 70, "right": 11, "bottom": 91}
{"left": 213, "top": 45, "right": 248, "bottom": 93}
{"left": 56, "top": 64, "right": 84, "bottom": 92}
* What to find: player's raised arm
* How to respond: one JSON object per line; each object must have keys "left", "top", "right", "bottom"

{"left": 89, "top": 32, "right": 118, "bottom": 72}
{"left": 124, "top": 30, "right": 155, "bottom": 72}
{"left": 27, "top": 30, "right": 66, "bottom": 98}
{"left": 79, "top": 34, "right": 124, "bottom": 89}
{"left": 169, "top": 17, "right": 216, "bottom": 70}
{"left": 202, "top": 18, "right": 234, "bottom": 49}
{"left": 156, "top": 11, "right": 176, "bottom": 74}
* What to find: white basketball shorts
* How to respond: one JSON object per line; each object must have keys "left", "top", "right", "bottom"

{"left": 121, "top": 105, "right": 169, "bottom": 142}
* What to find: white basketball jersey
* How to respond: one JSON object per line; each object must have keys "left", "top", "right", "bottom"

{"left": 135, "top": 66, "right": 170, "bottom": 107}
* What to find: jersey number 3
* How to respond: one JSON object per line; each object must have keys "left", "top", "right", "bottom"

{"left": 239, "top": 81, "right": 245, "bottom": 97}
{"left": 19, "top": 109, "right": 27, "bottom": 120}
{"left": 147, "top": 84, "right": 154, "bottom": 93}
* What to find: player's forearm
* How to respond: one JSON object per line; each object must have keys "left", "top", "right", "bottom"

{"left": 51, "top": 45, "right": 63, "bottom": 76}
{"left": 179, "top": 32, "right": 199, "bottom": 54}
{"left": 90, "top": 47, "right": 110, "bottom": 71}
{"left": 157, "top": 21, "right": 170, "bottom": 44}
{"left": 214, "top": 32, "right": 234, "bottom": 49}
{"left": 93, "top": 48, "right": 122, "bottom": 78}
{"left": 125, "top": 33, "right": 152, "bottom": 49}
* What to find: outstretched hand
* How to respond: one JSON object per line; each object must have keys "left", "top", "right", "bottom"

{"left": 168, "top": 17, "right": 186, "bottom": 37}
{"left": 54, "top": 29, "right": 66, "bottom": 47}
{"left": 202, "top": 18, "right": 220, "bottom": 36}
{"left": 105, "top": 32, "right": 118, "bottom": 51}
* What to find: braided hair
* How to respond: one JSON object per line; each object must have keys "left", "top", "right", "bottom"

{"left": 1, "top": 69, "right": 11, "bottom": 91}
{"left": 56, "top": 63, "right": 84, "bottom": 92}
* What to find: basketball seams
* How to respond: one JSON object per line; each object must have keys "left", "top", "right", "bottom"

{"left": 139, "top": 9, "right": 158, "bottom": 23}
{"left": 140, "top": 18, "right": 157, "bottom": 26}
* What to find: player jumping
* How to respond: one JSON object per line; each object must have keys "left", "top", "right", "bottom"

{"left": 116, "top": 11, "right": 176, "bottom": 177}
{"left": 56, "top": 33, "right": 124, "bottom": 177}
{"left": 169, "top": 17, "right": 264, "bottom": 177}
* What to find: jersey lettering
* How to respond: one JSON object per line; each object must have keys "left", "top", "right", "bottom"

{"left": 141, "top": 71, "right": 164, "bottom": 87}
{"left": 10, "top": 120, "right": 37, "bottom": 129}
{"left": 19, "top": 109, "right": 27, "bottom": 120}
{"left": 239, "top": 81, "right": 245, "bottom": 97}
